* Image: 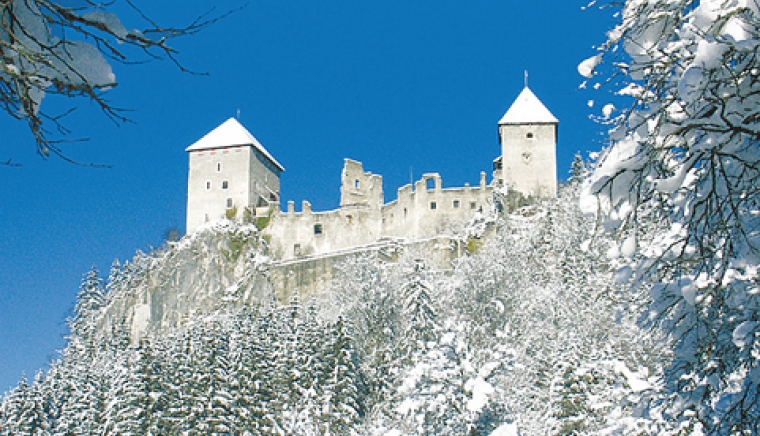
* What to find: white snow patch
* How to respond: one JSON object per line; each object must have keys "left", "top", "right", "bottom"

{"left": 490, "top": 422, "right": 519, "bottom": 436}
{"left": 578, "top": 54, "right": 601, "bottom": 78}
{"left": 465, "top": 377, "right": 494, "bottom": 412}
{"left": 733, "top": 321, "right": 756, "bottom": 348}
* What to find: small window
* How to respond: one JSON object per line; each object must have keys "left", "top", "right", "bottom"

{"left": 346, "top": 215, "right": 353, "bottom": 224}
{"left": 222, "top": 180, "right": 229, "bottom": 189}
{"left": 314, "top": 224, "right": 323, "bottom": 235}
{"left": 453, "top": 200, "right": 460, "bottom": 208}
{"left": 404, "top": 208, "right": 408, "bottom": 218}
{"left": 430, "top": 202, "right": 437, "bottom": 210}
{"left": 270, "top": 193, "right": 277, "bottom": 201}
{"left": 217, "top": 163, "right": 222, "bottom": 172}
{"left": 526, "top": 132, "right": 534, "bottom": 139}
{"left": 470, "top": 202, "right": 477, "bottom": 209}
{"left": 354, "top": 179, "right": 360, "bottom": 188}
{"left": 294, "top": 244, "right": 301, "bottom": 256}
{"left": 206, "top": 181, "right": 211, "bottom": 190}
{"left": 226, "top": 198, "right": 233, "bottom": 209}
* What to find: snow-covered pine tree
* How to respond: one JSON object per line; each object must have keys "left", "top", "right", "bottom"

{"left": 320, "top": 316, "right": 365, "bottom": 435}
{"left": 2, "top": 375, "right": 51, "bottom": 436}
{"left": 70, "top": 267, "right": 106, "bottom": 347}
{"left": 400, "top": 257, "right": 439, "bottom": 357}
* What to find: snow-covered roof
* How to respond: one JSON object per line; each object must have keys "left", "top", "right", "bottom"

{"left": 186, "top": 118, "right": 285, "bottom": 171}
{"left": 499, "top": 86, "right": 558, "bottom": 125}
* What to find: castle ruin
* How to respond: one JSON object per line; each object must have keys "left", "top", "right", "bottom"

{"left": 185, "top": 85, "right": 558, "bottom": 262}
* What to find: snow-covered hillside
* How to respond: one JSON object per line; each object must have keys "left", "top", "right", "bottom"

{"left": 1, "top": 181, "right": 668, "bottom": 435}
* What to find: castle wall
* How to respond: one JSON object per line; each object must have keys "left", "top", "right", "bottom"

{"left": 382, "top": 172, "right": 492, "bottom": 239}
{"left": 499, "top": 122, "right": 557, "bottom": 198}
{"left": 187, "top": 146, "right": 253, "bottom": 232}
{"left": 264, "top": 201, "right": 383, "bottom": 260}
{"left": 268, "top": 237, "right": 464, "bottom": 300}
{"left": 187, "top": 145, "right": 281, "bottom": 232}
{"left": 263, "top": 162, "right": 493, "bottom": 261}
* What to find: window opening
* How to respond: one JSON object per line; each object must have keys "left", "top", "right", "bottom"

{"left": 206, "top": 181, "right": 211, "bottom": 190}
{"left": 354, "top": 179, "right": 360, "bottom": 188}
{"left": 222, "top": 180, "right": 229, "bottom": 189}
{"left": 226, "top": 198, "right": 233, "bottom": 209}
{"left": 314, "top": 224, "right": 323, "bottom": 235}
{"left": 526, "top": 132, "right": 534, "bottom": 139}
{"left": 453, "top": 200, "right": 460, "bottom": 208}
{"left": 346, "top": 215, "right": 353, "bottom": 224}
{"left": 426, "top": 178, "right": 435, "bottom": 190}
{"left": 294, "top": 244, "right": 301, "bottom": 256}
{"left": 430, "top": 201, "right": 437, "bottom": 210}
{"left": 470, "top": 202, "right": 477, "bottom": 209}
{"left": 217, "top": 163, "right": 222, "bottom": 172}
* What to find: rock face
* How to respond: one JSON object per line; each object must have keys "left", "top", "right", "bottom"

{"left": 96, "top": 221, "right": 273, "bottom": 343}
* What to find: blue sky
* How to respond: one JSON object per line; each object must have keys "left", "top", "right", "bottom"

{"left": 0, "top": 0, "right": 617, "bottom": 392}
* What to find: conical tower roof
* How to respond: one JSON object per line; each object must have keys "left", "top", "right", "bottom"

{"left": 186, "top": 118, "right": 284, "bottom": 171}
{"left": 499, "top": 86, "right": 558, "bottom": 125}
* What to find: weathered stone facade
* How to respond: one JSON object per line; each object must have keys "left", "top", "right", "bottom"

{"left": 263, "top": 159, "right": 492, "bottom": 260}
{"left": 186, "top": 86, "right": 558, "bottom": 262}
{"left": 186, "top": 118, "right": 284, "bottom": 233}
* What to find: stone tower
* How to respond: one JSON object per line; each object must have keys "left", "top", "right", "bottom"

{"left": 494, "top": 86, "right": 558, "bottom": 198}
{"left": 186, "top": 118, "right": 284, "bottom": 233}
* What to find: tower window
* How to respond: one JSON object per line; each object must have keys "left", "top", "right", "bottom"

{"left": 217, "top": 163, "right": 222, "bottom": 172}
{"left": 222, "top": 180, "right": 229, "bottom": 189}
{"left": 314, "top": 224, "right": 323, "bottom": 235}
{"left": 226, "top": 198, "right": 233, "bottom": 209}
{"left": 206, "top": 181, "right": 211, "bottom": 190}
{"left": 526, "top": 132, "right": 534, "bottom": 139}
{"left": 430, "top": 201, "right": 437, "bottom": 210}
{"left": 354, "top": 180, "right": 360, "bottom": 188}
{"left": 453, "top": 200, "right": 460, "bottom": 208}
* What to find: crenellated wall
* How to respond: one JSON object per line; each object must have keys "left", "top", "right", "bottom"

{"left": 263, "top": 159, "right": 493, "bottom": 261}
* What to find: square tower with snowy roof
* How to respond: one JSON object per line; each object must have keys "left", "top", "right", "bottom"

{"left": 494, "top": 86, "right": 558, "bottom": 198}
{"left": 186, "top": 118, "right": 284, "bottom": 232}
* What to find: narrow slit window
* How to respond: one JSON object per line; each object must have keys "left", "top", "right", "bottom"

{"left": 206, "top": 181, "right": 211, "bottom": 190}
{"left": 217, "top": 163, "right": 222, "bottom": 172}
{"left": 222, "top": 180, "right": 229, "bottom": 189}
{"left": 226, "top": 198, "right": 233, "bottom": 209}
